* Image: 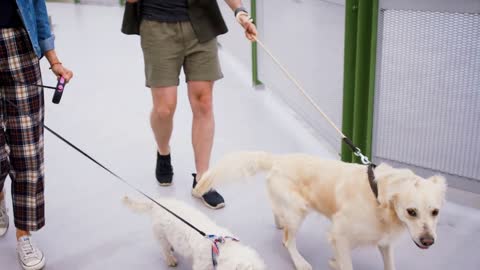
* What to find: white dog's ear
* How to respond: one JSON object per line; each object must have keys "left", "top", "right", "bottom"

{"left": 429, "top": 175, "right": 447, "bottom": 199}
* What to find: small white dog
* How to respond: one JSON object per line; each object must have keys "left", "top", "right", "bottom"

{"left": 123, "top": 196, "right": 266, "bottom": 270}
{"left": 193, "top": 151, "right": 447, "bottom": 270}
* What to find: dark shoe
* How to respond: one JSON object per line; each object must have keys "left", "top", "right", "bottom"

{"left": 191, "top": 173, "right": 225, "bottom": 209}
{"left": 156, "top": 153, "right": 173, "bottom": 186}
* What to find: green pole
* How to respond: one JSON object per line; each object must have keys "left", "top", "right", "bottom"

{"left": 251, "top": 0, "right": 262, "bottom": 86}
{"left": 365, "top": 0, "right": 379, "bottom": 159}
{"left": 341, "top": 0, "right": 359, "bottom": 162}
{"left": 341, "top": 0, "right": 378, "bottom": 163}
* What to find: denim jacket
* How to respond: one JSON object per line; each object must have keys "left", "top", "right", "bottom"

{"left": 16, "top": 0, "right": 55, "bottom": 58}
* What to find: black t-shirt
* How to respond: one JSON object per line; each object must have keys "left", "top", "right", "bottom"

{"left": 141, "top": 0, "right": 190, "bottom": 22}
{"left": 0, "top": 0, "right": 22, "bottom": 28}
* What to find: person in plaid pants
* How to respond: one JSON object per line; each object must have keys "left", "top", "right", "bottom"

{"left": 0, "top": 1, "right": 73, "bottom": 270}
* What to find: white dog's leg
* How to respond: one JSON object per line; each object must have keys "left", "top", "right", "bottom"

{"left": 283, "top": 214, "right": 312, "bottom": 270}
{"left": 328, "top": 258, "right": 338, "bottom": 270}
{"left": 153, "top": 225, "right": 178, "bottom": 267}
{"left": 330, "top": 235, "right": 353, "bottom": 270}
{"left": 378, "top": 245, "right": 395, "bottom": 270}
{"left": 274, "top": 214, "right": 284, "bottom": 230}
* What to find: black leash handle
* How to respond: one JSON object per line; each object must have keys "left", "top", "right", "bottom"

{"left": 3, "top": 99, "right": 207, "bottom": 237}
{"left": 16, "top": 77, "right": 67, "bottom": 104}
{"left": 52, "top": 77, "right": 66, "bottom": 104}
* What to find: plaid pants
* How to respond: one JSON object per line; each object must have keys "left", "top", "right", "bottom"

{"left": 0, "top": 28, "right": 45, "bottom": 231}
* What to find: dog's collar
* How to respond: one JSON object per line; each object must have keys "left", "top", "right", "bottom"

{"left": 207, "top": 234, "right": 240, "bottom": 268}
{"left": 367, "top": 164, "right": 379, "bottom": 203}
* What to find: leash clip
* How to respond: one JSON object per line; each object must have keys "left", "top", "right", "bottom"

{"left": 353, "top": 149, "right": 372, "bottom": 165}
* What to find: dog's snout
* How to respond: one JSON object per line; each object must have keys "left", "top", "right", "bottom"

{"left": 420, "top": 235, "right": 435, "bottom": 247}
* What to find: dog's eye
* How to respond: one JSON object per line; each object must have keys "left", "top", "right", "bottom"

{"left": 432, "top": 209, "right": 439, "bottom": 217}
{"left": 407, "top": 208, "right": 417, "bottom": 217}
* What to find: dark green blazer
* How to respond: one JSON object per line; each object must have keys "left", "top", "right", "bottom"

{"left": 121, "top": 0, "right": 229, "bottom": 43}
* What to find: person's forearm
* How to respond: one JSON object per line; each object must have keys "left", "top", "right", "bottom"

{"left": 224, "top": 0, "right": 243, "bottom": 11}
{"left": 44, "top": 50, "right": 61, "bottom": 67}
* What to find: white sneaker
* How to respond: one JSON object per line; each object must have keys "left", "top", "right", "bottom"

{"left": 17, "top": 236, "right": 46, "bottom": 270}
{"left": 0, "top": 195, "right": 9, "bottom": 236}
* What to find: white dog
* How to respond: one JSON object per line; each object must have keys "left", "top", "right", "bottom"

{"left": 193, "top": 151, "right": 447, "bottom": 270}
{"left": 123, "top": 196, "right": 266, "bottom": 270}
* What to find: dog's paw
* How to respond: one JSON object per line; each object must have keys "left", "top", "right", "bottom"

{"left": 328, "top": 258, "right": 338, "bottom": 270}
{"left": 274, "top": 215, "right": 284, "bottom": 230}
{"left": 294, "top": 261, "right": 313, "bottom": 270}
{"left": 166, "top": 256, "right": 178, "bottom": 267}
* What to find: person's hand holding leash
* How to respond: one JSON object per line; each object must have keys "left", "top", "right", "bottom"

{"left": 45, "top": 50, "right": 74, "bottom": 83}
{"left": 50, "top": 63, "right": 73, "bottom": 83}
{"left": 235, "top": 9, "right": 257, "bottom": 41}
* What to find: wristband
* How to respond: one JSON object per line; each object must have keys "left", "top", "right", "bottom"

{"left": 234, "top": 7, "right": 248, "bottom": 17}
{"left": 236, "top": 11, "right": 252, "bottom": 24}
{"left": 49, "top": 62, "right": 62, "bottom": 70}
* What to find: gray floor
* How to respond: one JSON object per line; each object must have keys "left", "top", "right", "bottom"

{"left": 1, "top": 4, "right": 479, "bottom": 270}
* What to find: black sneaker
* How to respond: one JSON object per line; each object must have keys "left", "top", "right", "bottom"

{"left": 191, "top": 173, "right": 225, "bottom": 209}
{"left": 156, "top": 153, "right": 173, "bottom": 186}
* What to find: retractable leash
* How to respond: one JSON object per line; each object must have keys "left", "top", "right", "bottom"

{"left": 18, "top": 76, "right": 67, "bottom": 104}
{"left": 3, "top": 83, "right": 234, "bottom": 265}
{"left": 52, "top": 76, "right": 66, "bottom": 104}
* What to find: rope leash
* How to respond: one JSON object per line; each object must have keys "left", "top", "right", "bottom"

{"left": 254, "top": 38, "right": 372, "bottom": 165}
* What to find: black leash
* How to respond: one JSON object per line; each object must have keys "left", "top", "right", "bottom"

{"left": 2, "top": 96, "right": 207, "bottom": 237}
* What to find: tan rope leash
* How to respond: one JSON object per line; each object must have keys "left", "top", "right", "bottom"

{"left": 253, "top": 38, "right": 372, "bottom": 165}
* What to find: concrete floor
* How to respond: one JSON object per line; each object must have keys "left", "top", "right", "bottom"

{"left": 0, "top": 3, "right": 479, "bottom": 270}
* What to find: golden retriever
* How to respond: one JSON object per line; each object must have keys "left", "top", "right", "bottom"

{"left": 193, "top": 151, "right": 447, "bottom": 270}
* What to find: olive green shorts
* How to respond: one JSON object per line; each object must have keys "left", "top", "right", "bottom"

{"left": 140, "top": 20, "right": 223, "bottom": 88}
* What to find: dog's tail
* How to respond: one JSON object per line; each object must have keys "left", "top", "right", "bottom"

{"left": 193, "top": 151, "right": 274, "bottom": 196}
{"left": 122, "top": 195, "right": 154, "bottom": 215}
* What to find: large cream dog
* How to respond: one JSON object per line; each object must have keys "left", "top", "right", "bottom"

{"left": 193, "top": 152, "right": 447, "bottom": 270}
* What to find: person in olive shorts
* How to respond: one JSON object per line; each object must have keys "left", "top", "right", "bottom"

{"left": 130, "top": 0, "right": 257, "bottom": 209}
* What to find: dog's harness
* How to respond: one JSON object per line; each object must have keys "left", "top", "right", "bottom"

{"left": 207, "top": 235, "right": 240, "bottom": 268}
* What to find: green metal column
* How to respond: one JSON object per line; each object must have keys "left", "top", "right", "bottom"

{"left": 251, "top": 0, "right": 262, "bottom": 86}
{"left": 341, "top": 0, "right": 379, "bottom": 163}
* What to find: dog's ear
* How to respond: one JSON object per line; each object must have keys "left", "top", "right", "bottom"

{"left": 378, "top": 190, "right": 398, "bottom": 209}
{"left": 429, "top": 175, "right": 447, "bottom": 200}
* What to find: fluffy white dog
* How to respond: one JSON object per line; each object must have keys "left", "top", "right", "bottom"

{"left": 123, "top": 196, "right": 266, "bottom": 270}
{"left": 193, "top": 151, "right": 447, "bottom": 270}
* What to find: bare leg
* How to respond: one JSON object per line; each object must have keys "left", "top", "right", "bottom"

{"left": 16, "top": 229, "right": 29, "bottom": 240}
{"left": 379, "top": 245, "right": 396, "bottom": 270}
{"left": 150, "top": 86, "right": 178, "bottom": 155}
{"left": 187, "top": 81, "right": 214, "bottom": 178}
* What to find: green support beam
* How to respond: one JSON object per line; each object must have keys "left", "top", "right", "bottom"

{"left": 341, "top": 0, "right": 379, "bottom": 163}
{"left": 251, "top": 0, "right": 262, "bottom": 86}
